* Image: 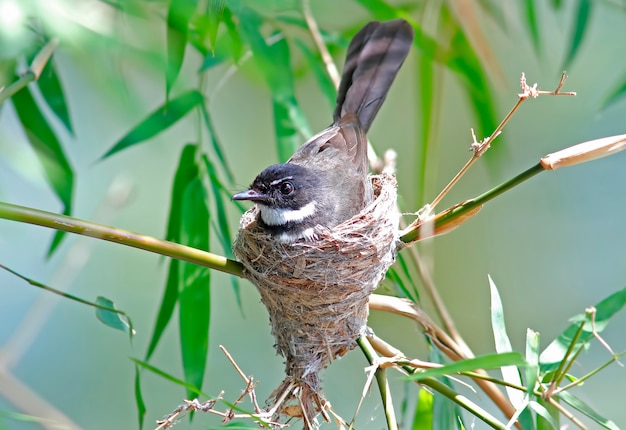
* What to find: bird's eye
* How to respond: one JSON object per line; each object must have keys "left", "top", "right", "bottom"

{"left": 279, "top": 182, "right": 294, "bottom": 195}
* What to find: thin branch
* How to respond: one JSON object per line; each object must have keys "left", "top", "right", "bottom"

{"left": 0, "top": 202, "right": 244, "bottom": 277}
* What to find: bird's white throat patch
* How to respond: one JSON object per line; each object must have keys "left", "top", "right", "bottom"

{"left": 258, "top": 201, "right": 317, "bottom": 226}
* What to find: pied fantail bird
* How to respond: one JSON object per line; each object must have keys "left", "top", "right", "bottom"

{"left": 233, "top": 19, "right": 414, "bottom": 242}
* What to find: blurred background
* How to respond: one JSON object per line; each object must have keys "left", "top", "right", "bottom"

{"left": 0, "top": 0, "right": 625, "bottom": 429}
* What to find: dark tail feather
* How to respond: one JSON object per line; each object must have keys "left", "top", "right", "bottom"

{"left": 333, "top": 19, "right": 414, "bottom": 132}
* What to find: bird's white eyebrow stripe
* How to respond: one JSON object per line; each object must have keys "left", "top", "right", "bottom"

{"left": 270, "top": 176, "right": 294, "bottom": 186}
{"left": 259, "top": 201, "right": 317, "bottom": 226}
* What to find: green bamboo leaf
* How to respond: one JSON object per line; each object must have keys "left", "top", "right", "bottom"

{"left": 557, "top": 391, "right": 619, "bottom": 430}
{"left": 428, "top": 348, "right": 465, "bottom": 429}
{"left": 222, "top": 7, "right": 244, "bottom": 62}
{"left": 102, "top": 90, "right": 204, "bottom": 159}
{"left": 202, "top": 155, "right": 232, "bottom": 256}
{"left": 95, "top": 296, "right": 133, "bottom": 333}
{"left": 10, "top": 84, "right": 74, "bottom": 255}
{"left": 530, "top": 401, "right": 558, "bottom": 430}
{"left": 489, "top": 276, "right": 524, "bottom": 408}
{"left": 200, "top": 104, "right": 234, "bottom": 183}
{"left": 417, "top": 52, "right": 435, "bottom": 208}
{"left": 523, "top": 0, "right": 541, "bottom": 52}
{"left": 207, "top": 0, "right": 226, "bottom": 51}
{"left": 202, "top": 153, "right": 241, "bottom": 310}
{"left": 178, "top": 175, "right": 211, "bottom": 398}
{"left": 443, "top": 8, "right": 499, "bottom": 144}
{"left": 412, "top": 388, "right": 433, "bottom": 429}
{"left": 145, "top": 144, "right": 199, "bottom": 361}
{"left": 37, "top": 57, "right": 74, "bottom": 134}
{"left": 295, "top": 38, "right": 337, "bottom": 110}
{"left": 539, "top": 286, "right": 626, "bottom": 371}
{"left": 409, "top": 352, "right": 527, "bottom": 381}
{"left": 563, "top": 0, "right": 592, "bottom": 69}
{"left": 131, "top": 358, "right": 211, "bottom": 397}
{"left": 134, "top": 366, "right": 146, "bottom": 429}
{"left": 354, "top": 0, "right": 398, "bottom": 20}
{"left": 239, "top": 9, "right": 312, "bottom": 162}
{"left": 166, "top": 0, "right": 198, "bottom": 96}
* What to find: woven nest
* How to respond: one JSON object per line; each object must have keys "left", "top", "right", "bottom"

{"left": 233, "top": 174, "right": 400, "bottom": 428}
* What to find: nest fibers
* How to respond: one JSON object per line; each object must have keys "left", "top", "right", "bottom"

{"left": 233, "top": 174, "right": 401, "bottom": 428}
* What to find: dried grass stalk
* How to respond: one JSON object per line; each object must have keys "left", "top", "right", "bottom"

{"left": 233, "top": 174, "right": 400, "bottom": 428}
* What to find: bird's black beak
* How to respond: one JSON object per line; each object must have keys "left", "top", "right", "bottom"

{"left": 232, "top": 189, "right": 268, "bottom": 202}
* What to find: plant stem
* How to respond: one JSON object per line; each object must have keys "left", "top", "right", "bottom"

{"left": 357, "top": 336, "right": 398, "bottom": 430}
{"left": 0, "top": 202, "right": 244, "bottom": 277}
{"left": 400, "top": 162, "right": 545, "bottom": 243}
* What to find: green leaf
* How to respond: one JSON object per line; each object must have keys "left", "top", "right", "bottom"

{"left": 178, "top": 175, "right": 211, "bottom": 398}
{"left": 354, "top": 0, "right": 399, "bottom": 20}
{"left": 295, "top": 38, "right": 337, "bottom": 110}
{"left": 489, "top": 276, "right": 524, "bottom": 408}
{"left": 10, "top": 84, "right": 74, "bottom": 255}
{"left": 409, "top": 352, "right": 527, "bottom": 381}
{"left": 95, "top": 296, "right": 133, "bottom": 333}
{"left": 102, "top": 90, "right": 204, "bottom": 159}
{"left": 540, "top": 286, "right": 626, "bottom": 371}
{"left": 207, "top": 0, "right": 226, "bottom": 51}
{"left": 557, "top": 391, "right": 619, "bottom": 430}
{"left": 166, "top": 0, "right": 198, "bottom": 96}
{"left": 145, "top": 144, "right": 199, "bottom": 360}
{"left": 523, "top": 0, "right": 541, "bottom": 52}
{"left": 200, "top": 104, "right": 234, "bottom": 183}
{"left": 417, "top": 51, "right": 436, "bottom": 208}
{"left": 134, "top": 366, "right": 146, "bottom": 429}
{"left": 37, "top": 57, "right": 74, "bottom": 134}
{"left": 563, "top": 0, "right": 592, "bottom": 69}
{"left": 412, "top": 388, "right": 434, "bottom": 429}
{"left": 131, "top": 358, "right": 211, "bottom": 397}
{"left": 239, "top": 9, "right": 312, "bottom": 162}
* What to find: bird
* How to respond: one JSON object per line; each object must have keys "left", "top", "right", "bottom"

{"left": 233, "top": 19, "right": 414, "bottom": 243}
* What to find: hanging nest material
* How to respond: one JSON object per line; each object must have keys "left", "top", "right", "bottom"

{"left": 233, "top": 173, "right": 401, "bottom": 428}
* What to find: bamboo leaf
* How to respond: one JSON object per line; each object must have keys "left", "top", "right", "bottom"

{"left": 166, "top": 0, "right": 198, "bottom": 96}
{"left": 103, "top": 90, "right": 204, "bottom": 159}
{"left": 200, "top": 104, "right": 234, "bottom": 183}
{"left": 10, "top": 84, "right": 74, "bottom": 255}
{"left": 37, "top": 57, "right": 74, "bottom": 134}
{"left": 539, "top": 286, "right": 626, "bottom": 371}
{"left": 412, "top": 388, "right": 433, "bottom": 429}
{"left": 95, "top": 296, "right": 133, "bottom": 333}
{"left": 489, "top": 276, "right": 524, "bottom": 408}
{"left": 207, "top": 0, "right": 226, "bottom": 51}
{"left": 134, "top": 366, "right": 146, "bottom": 429}
{"left": 523, "top": 0, "right": 541, "bottom": 52}
{"left": 239, "top": 9, "right": 312, "bottom": 162}
{"left": 409, "top": 352, "right": 527, "bottom": 381}
{"left": 295, "top": 38, "right": 337, "bottom": 110}
{"left": 178, "top": 175, "right": 211, "bottom": 398}
{"left": 131, "top": 358, "right": 211, "bottom": 397}
{"left": 558, "top": 391, "right": 619, "bottom": 430}
{"left": 563, "top": 0, "right": 592, "bottom": 69}
{"left": 145, "top": 144, "right": 199, "bottom": 361}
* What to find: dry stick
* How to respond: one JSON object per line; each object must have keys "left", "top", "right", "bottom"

{"left": 425, "top": 72, "right": 575, "bottom": 214}
{"left": 301, "top": 0, "right": 341, "bottom": 88}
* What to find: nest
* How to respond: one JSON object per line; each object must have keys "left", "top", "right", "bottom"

{"left": 233, "top": 174, "right": 400, "bottom": 429}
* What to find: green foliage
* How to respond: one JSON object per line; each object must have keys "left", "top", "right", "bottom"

{"left": 0, "top": 1, "right": 625, "bottom": 429}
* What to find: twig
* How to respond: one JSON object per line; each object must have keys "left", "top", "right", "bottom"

{"left": 0, "top": 202, "right": 244, "bottom": 277}
{"left": 301, "top": 0, "right": 340, "bottom": 88}
{"left": 0, "top": 38, "right": 59, "bottom": 104}
{"left": 219, "top": 345, "right": 263, "bottom": 414}
{"left": 428, "top": 73, "right": 574, "bottom": 211}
